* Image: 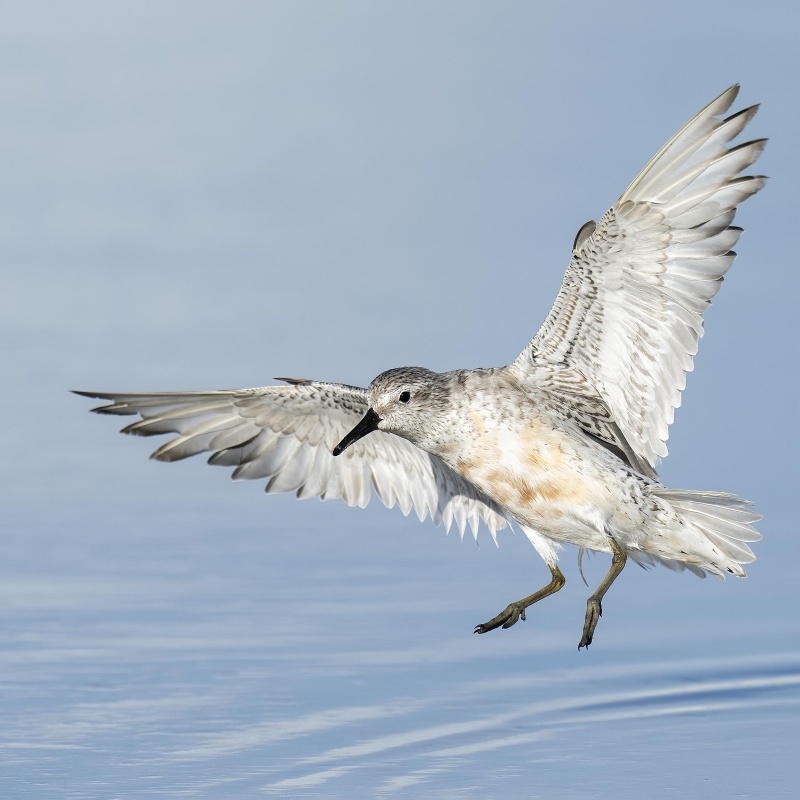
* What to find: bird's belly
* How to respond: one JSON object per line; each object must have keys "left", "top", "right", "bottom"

{"left": 453, "top": 441, "right": 615, "bottom": 549}
{"left": 478, "top": 464, "right": 611, "bottom": 546}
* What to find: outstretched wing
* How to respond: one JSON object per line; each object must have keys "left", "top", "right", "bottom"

{"left": 512, "top": 85, "right": 766, "bottom": 471}
{"left": 75, "top": 380, "right": 509, "bottom": 542}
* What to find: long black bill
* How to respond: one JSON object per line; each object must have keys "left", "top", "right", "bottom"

{"left": 333, "top": 408, "right": 381, "bottom": 456}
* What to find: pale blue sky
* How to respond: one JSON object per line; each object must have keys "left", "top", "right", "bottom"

{"left": 2, "top": 2, "right": 798, "bottom": 796}
{"left": 5, "top": 1, "right": 796, "bottom": 544}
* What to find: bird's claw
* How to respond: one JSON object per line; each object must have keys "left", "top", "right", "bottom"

{"left": 578, "top": 598, "right": 603, "bottom": 649}
{"left": 474, "top": 602, "right": 526, "bottom": 634}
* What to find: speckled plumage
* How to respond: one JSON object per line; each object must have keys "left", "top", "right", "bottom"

{"left": 361, "top": 365, "right": 759, "bottom": 580}
{"left": 77, "top": 85, "right": 764, "bottom": 646}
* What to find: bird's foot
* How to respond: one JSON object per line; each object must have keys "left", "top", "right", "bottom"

{"left": 474, "top": 602, "right": 527, "bottom": 634}
{"left": 578, "top": 598, "right": 602, "bottom": 649}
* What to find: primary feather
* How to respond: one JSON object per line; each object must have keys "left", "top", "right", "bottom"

{"left": 75, "top": 385, "right": 509, "bottom": 542}
{"left": 513, "top": 84, "right": 766, "bottom": 471}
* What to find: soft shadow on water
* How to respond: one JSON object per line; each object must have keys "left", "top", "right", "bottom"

{"left": 1, "top": 503, "right": 797, "bottom": 798}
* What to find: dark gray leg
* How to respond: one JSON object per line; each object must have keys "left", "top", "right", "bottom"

{"left": 474, "top": 564, "right": 565, "bottom": 634}
{"left": 578, "top": 536, "right": 627, "bottom": 649}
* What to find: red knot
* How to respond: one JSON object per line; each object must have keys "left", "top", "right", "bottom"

{"left": 77, "top": 86, "right": 764, "bottom": 649}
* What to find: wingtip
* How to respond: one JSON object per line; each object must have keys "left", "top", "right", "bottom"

{"left": 73, "top": 391, "right": 124, "bottom": 414}
{"left": 73, "top": 390, "right": 115, "bottom": 411}
{"left": 702, "top": 84, "right": 741, "bottom": 119}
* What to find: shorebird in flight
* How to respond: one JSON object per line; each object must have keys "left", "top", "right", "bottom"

{"left": 77, "top": 85, "right": 764, "bottom": 648}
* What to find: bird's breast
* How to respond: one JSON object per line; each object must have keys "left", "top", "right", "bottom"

{"left": 449, "top": 408, "right": 607, "bottom": 530}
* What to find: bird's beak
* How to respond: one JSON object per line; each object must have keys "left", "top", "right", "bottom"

{"left": 333, "top": 408, "right": 381, "bottom": 456}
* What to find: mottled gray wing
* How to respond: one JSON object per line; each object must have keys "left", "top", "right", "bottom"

{"left": 76, "top": 380, "right": 509, "bottom": 542}
{"left": 513, "top": 85, "right": 766, "bottom": 471}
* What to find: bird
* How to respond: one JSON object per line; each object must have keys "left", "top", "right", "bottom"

{"left": 76, "top": 85, "right": 764, "bottom": 649}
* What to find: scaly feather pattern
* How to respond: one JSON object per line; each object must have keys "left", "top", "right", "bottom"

{"left": 513, "top": 85, "right": 766, "bottom": 471}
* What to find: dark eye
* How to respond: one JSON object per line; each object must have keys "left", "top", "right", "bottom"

{"left": 399, "top": 391, "right": 411, "bottom": 404}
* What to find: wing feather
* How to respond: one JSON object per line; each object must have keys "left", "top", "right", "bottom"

{"left": 75, "top": 383, "right": 509, "bottom": 542}
{"left": 513, "top": 86, "right": 765, "bottom": 470}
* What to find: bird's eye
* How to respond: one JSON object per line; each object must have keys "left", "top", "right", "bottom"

{"left": 399, "top": 391, "right": 411, "bottom": 404}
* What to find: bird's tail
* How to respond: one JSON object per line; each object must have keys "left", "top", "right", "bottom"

{"left": 652, "top": 487, "right": 762, "bottom": 578}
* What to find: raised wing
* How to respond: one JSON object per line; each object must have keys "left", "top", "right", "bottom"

{"left": 75, "top": 381, "right": 509, "bottom": 542}
{"left": 513, "top": 85, "right": 766, "bottom": 470}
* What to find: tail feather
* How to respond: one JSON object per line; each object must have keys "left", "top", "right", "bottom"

{"left": 627, "top": 548, "right": 708, "bottom": 578}
{"left": 653, "top": 488, "right": 762, "bottom": 577}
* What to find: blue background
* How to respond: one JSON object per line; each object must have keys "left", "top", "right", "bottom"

{"left": 2, "top": 2, "right": 798, "bottom": 797}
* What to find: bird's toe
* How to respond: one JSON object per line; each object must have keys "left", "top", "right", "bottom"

{"left": 474, "top": 602, "right": 525, "bottom": 634}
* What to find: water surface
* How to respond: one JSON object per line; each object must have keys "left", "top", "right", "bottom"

{"left": 2, "top": 497, "right": 796, "bottom": 798}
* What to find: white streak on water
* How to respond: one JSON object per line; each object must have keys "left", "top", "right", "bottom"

{"left": 298, "top": 671, "right": 800, "bottom": 764}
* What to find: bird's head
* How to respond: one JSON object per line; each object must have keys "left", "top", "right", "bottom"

{"left": 333, "top": 367, "right": 449, "bottom": 456}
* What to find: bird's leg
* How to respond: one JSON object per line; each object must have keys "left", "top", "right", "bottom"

{"left": 578, "top": 536, "right": 627, "bottom": 650}
{"left": 474, "top": 564, "right": 565, "bottom": 634}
